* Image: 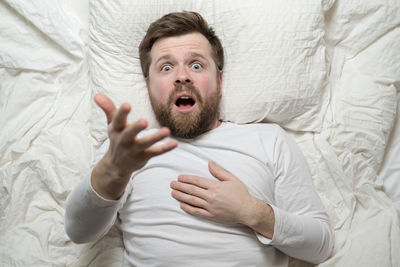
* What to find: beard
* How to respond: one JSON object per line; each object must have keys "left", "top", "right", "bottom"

{"left": 149, "top": 83, "right": 221, "bottom": 139}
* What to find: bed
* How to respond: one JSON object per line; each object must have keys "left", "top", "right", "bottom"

{"left": 0, "top": 0, "right": 399, "bottom": 266}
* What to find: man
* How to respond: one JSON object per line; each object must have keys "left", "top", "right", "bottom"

{"left": 65, "top": 11, "right": 333, "bottom": 266}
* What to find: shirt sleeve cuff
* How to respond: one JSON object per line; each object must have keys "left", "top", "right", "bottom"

{"left": 84, "top": 172, "right": 124, "bottom": 208}
{"left": 254, "top": 204, "right": 278, "bottom": 245}
{"left": 254, "top": 204, "right": 304, "bottom": 247}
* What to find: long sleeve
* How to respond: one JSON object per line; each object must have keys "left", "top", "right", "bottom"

{"left": 256, "top": 127, "right": 333, "bottom": 264}
{"left": 64, "top": 173, "right": 123, "bottom": 243}
{"left": 269, "top": 205, "right": 332, "bottom": 264}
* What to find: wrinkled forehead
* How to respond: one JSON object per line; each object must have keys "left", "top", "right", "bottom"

{"left": 150, "top": 32, "right": 214, "bottom": 63}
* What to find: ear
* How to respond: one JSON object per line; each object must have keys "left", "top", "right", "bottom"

{"left": 145, "top": 77, "right": 150, "bottom": 91}
{"left": 218, "top": 70, "right": 223, "bottom": 97}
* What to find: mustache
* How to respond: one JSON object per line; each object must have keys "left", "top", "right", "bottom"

{"left": 168, "top": 83, "right": 203, "bottom": 104}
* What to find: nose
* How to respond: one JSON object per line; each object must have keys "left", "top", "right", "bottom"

{"left": 174, "top": 66, "right": 192, "bottom": 85}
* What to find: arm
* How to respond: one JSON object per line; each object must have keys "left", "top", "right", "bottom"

{"left": 268, "top": 127, "right": 333, "bottom": 263}
{"left": 64, "top": 169, "right": 123, "bottom": 244}
{"left": 64, "top": 94, "right": 177, "bottom": 244}
{"left": 170, "top": 130, "right": 333, "bottom": 264}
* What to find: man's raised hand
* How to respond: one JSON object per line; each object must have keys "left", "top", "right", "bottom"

{"left": 92, "top": 94, "right": 178, "bottom": 200}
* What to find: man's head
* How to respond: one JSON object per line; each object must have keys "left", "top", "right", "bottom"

{"left": 139, "top": 11, "right": 224, "bottom": 139}
{"left": 139, "top": 11, "right": 224, "bottom": 79}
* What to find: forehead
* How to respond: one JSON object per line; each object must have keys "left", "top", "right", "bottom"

{"left": 150, "top": 32, "right": 213, "bottom": 60}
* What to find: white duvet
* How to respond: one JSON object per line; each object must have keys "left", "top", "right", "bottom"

{"left": 0, "top": 0, "right": 399, "bottom": 266}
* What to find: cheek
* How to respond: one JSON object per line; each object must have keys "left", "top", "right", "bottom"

{"left": 197, "top": 74, "right": 219, "bottom": 96}
{"left": 148, "top": 77, "right": 173, "bottom": 102}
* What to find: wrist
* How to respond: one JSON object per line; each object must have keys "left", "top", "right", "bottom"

{"left": 242, "top": 197, "right": 275, "bottom": 239}
{"left": 91, "top": 155, "right": 131, "bottom": 200}
{"left": 101, "top": 151, "right": 133, "bottom": 179}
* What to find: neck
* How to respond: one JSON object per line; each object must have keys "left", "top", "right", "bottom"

{"left": 206, "top": 119, "right": 222, "bottom": 133}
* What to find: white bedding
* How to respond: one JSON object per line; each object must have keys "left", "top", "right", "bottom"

{"left": 0, "top": 0, "right": 399, "bottom": 266}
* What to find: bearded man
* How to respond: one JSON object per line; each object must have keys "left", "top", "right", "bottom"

{"left": 65, "top": 11, "right": 333, "bottom": 267}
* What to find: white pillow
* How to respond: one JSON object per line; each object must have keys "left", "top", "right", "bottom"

{"left": 89, "top": 0, "right": 333, "bottom": 133}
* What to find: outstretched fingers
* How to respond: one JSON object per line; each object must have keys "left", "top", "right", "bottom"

{"left": 143, "top": 139, "right": 178, "bottom": 158}
{"left": 120, "top": 119, "right": 149, "bottom": 144}
{"left": 119, "top": 119, "right": 177, "bottom": 159}
{"left": 134, "top": 127, "right": 171, "bottom": 149}
{"left": 94, "top": 94, "right": 132, "bottom": 132}
{"left": 94, "top": 94, "right": 117, "bottom": 125}
{"left": 112, "top": 103, "right": 131, "bottom": 131}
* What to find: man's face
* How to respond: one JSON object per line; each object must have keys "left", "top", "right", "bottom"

{"left": 146, "top": 32, "right": 223, "bottom": 139}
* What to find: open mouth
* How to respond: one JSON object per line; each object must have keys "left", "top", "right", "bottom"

{"left": 174, "top": 95, "right": 196, "bottom": 114}
{"left": 176, "top": 96, "right": 195, "bottom": 107}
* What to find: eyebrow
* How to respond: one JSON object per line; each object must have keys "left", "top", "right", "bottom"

{"left": 154, "top": 55, "right": 174, "bottom": 66}
{"left": 187, "top": 52, "right": 208, "bottom": 62}
{"left": 154, "top": 52, "right": 209, "bottom": 66}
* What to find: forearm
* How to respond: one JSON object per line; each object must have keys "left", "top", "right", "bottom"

{"left": 64, "top": 173, "right": 121, "bottom": 244}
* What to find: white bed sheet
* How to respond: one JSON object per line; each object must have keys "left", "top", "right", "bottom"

{"left": 380, "top": 94, "right": 400, "bottom": 214}
{"left": 0, "top": 0, "right": 399, "bottom": 266}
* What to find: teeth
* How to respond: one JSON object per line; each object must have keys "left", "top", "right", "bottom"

{"left": 180, "top": 96, "right": 190, "bottom": 99}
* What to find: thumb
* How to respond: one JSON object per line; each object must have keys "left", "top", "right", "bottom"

{"left": 208, "top": 161, "right": 235, "bottom": 182}
{"left": 94, "top": 94, "right": 116, "bottom": 124}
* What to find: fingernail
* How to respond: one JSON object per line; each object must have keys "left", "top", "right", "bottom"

{"left": 209, "top": 160, "right": 219, "bottom": 167}
{"left": 171, "top": 190, "right": 178, "bottom": 198}
{"left": 139, "top": 118, "right": 147, "bottom": 126}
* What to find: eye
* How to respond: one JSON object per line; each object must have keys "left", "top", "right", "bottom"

{"left": 191, "top": 63, "right": 202, "bottom": 70}
{"left": 161, "top": 65, "right": 172, "bottom": 72}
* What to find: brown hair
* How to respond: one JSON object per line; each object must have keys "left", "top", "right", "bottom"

{"left": 139, "top": 11, "right": 224, "bottom": 78}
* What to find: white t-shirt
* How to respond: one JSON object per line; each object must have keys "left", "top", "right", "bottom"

{"left": 65, "top": 122, "right": 333, "bottom": 266}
